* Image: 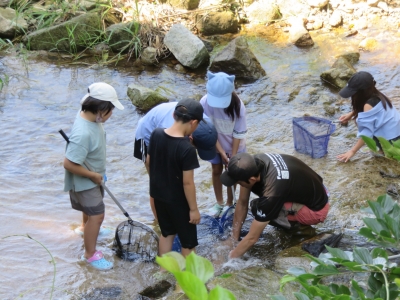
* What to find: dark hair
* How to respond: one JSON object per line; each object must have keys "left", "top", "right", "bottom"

{"left": 243, "top": 160, "right": 263, "bottom": 184}
{"left": 81, "top": 96, "right": 115, "bottom": 115}
{"left": 224, "top": 92, "right": 241, "bottom": 121}
{"left": 173, "top": 106, "right": 194, "bottom": 124}
{"left": 351, "top": 83, "right": 392, "bottom": 119}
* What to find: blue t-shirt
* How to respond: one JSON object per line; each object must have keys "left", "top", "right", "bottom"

{"left": 64, "top": 112, "right": 106, "bottom": 192}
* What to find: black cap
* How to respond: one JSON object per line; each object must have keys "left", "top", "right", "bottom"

{"left": 175, "top": 99, "right": 204, "bottom": 122}
{"left": 339, "top": 71, "right": 375, "bottom": 98}
{"left": 192, "top": 116, "right": 218, "bottom": 160}
{"left": 220, "top": 153, "right": 258, "bottom": 187}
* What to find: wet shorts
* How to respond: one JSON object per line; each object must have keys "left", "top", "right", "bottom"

{"left": 154, "top": 200, "right": 198, "bottom": 249}
{"left": 69, "top": 185, "right": 105, "bottom": 216}
{"left": 133, "top": 138, "right": 147, "bottom": 162}
{"left": 285, "top": 201, "right": 330, "bottom": 225}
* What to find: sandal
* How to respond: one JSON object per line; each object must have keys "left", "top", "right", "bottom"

{"left": 81, "top": 250, "right": 113, "bottom": 270}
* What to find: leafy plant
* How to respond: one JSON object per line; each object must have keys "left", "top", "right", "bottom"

{"left": 271, "top": 194, "right": 400, "bottom": 300}
{"left": 361, "top": 135, "right": 400, "bottom": 162}
{"left": 156, "top": 252, "right": 236, "bottom": 300}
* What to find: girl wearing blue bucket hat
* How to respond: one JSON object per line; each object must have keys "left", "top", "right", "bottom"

{"left": 200, "top": 71, "right": 247, "bottom": 217}
{"left": 337, "top": 71, "right": 400, "bottom": 162}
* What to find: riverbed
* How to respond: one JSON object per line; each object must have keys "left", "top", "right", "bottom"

{"left": 1, "top": 24, "right": 400, "bottom": 299}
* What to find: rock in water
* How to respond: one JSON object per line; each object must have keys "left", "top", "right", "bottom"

{"left": 301, "top": 232, "right": 343, "bottom": 257}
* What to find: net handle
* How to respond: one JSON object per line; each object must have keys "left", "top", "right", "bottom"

{"left": 59, "top": 129, "right": 159, "bottom": 241}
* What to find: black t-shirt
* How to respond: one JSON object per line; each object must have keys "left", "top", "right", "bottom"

{"left": 148, "top": 128, "right": 199, "bottom": 204}
{"left": 366, "top": 96, "right": 380, "bottom": 107}
{"left": 250, "top": 153, "right": 328, "bottom": 222}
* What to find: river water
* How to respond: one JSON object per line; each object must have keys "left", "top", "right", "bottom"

{"left": 1, "top": 25, "right": 400, "bottom": 299}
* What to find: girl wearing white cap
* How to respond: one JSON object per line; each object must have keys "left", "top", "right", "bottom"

{"left": 63, "top": 82, "right": 124, "bottom": 270}
{"left": 200, "top": 71, "right": 247, "bottom": 217}
{"left": 337, "top": 71, "right": 400, "bottom": 162}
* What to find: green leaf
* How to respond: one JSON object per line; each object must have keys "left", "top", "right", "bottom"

{"left": 368, "top": 274, "right": 382, "bottom": 293}
{"left": 359, "top": 227, "right": 376, "bottom": 240}
{"left": 280, "top": 275, "right": 297, "bottom": 290}
{"left": 312, "top": 264, "right": 340, "bottom": 276}
{"left": 378, "top": 137, "right": 393, "bottom": 156}
{"left": 174, "top": 271, "right": 208, "bottom": 300}
{"left": 371, "top": 248, "right": 388, "bottom": 260}
{"left": 341, "top": 261, "right": 367, "bottom": 272}
{"left": 209, "top": 285, "right": 236, "bottom": 300}
{"left": 368, "top": 201, "right": 384, "bottom": 219}
{"left": 293, "top": 292, "right": 310, "bottom": 300}
{"left": 384, "top": 214, "right": 400, "bottom": 240}
{"left": 395, "top": 278, "right": 400, "bottom": 288}
{"left": 351, "top": 279, "right": 366, "bottom": 300}
{"left": 378, "top": 194, "right": 395, "bottom": 214}
{"left": 390, "top": 267, "right": 400, "bottom": 275}
{"left": 336, "top": 285, "right": 351, "bottom": 295}
{"left": 392, "top": 139, "right": 400, "bottom": 148}
{"left": 163, "top": 251, "right": 186, "bottom": 270}
{"left": 361, "top": 135, "right": 378, "bottom": 152}
{"left": 353, "top": 247, "right": 373, "bottom": 264}
{"left": 185, "top": 252, "right": 214, "bottom": 284}
{"left": 326, "top": 246, "right": 350, "bottom": 260}
{"left": 363, "top": 218, "right": 385, "bottom": 235}
{"left": 156, "top": 255, "right": 183, "bottom": 274}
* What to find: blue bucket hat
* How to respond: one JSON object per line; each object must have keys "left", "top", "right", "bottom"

{"left": 192, "top": 116, "right": 218, "bottom": 160}
{"left": 206, "top": 71, "right": 235, "bottom": 108}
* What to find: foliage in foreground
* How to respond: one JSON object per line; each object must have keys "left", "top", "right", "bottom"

{"left": 271, "top": 194, "right": 400, "bottom": 300}
{"left": 361, "top": 135, "right": 400, "bottom": 162}
{"left": 156, "top": 251, "right": 236, "bottom": 300}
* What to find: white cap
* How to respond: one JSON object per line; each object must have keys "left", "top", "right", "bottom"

{"left": 80, "top": 82, "right": 124, "bottom": 110}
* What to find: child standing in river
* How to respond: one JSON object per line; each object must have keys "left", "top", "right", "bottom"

{"left": 337, "top": 71, "right": 400, "bottom": 162}
{"left": 63, "top": 82, "right": 124, "bottom": 270}
{"left": 200, "top": 71, "right": 247, "bottom": 217}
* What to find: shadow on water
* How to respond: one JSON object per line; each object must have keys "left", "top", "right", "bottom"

{"left": 1, "top": 24, "right": 400, "bottom": 298}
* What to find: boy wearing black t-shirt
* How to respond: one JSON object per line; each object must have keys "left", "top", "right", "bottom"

{"left": 146, "top": 99, "right": 203, "bottom": 256}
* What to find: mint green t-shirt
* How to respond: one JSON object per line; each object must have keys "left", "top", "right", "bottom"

{"left": 64, "top": 113, "right": 106, "bottom": 192}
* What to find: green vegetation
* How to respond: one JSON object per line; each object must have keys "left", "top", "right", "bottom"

{"left": 271, "top": 194, "right": 400, "bottom": 300}
{"left": 156, "top": 252, "right": 236, "bottom": 300}
{"left": 361, "top": 135, "right": 400, "bottom": 162}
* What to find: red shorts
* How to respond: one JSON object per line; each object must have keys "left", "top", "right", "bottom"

{"left": 284, "top": 202, "right": 330, "bottom": 225}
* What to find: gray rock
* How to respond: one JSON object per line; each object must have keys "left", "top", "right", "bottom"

{"left": 245, "top": 1, "right": 281, "bottom": 25}
{"left": 320, "top": 57, "right": 356, "bottom": 89}
{"left": 164, "top": 23, "right": 209, "bottom": 69}
{"left": 329, "top": 10, "right": 342, "bottom": 27}
{"left": 163, "top": 0, "right": 200, "bottom": 10}
{"left": 196, "top": 11, "right": 238, "bottom": 35}
{"left": 127, "top": 83, "right": 168, "bottom": 112}
{"left": 0, "top": 7, "right": 28, "bottom": 38}
{"left": 275, "top": 246, "right": 313, "bottom": 275}
{"left": 276, "top": 0, "right": 310, "bottom": 19}
{"left": 288, "top": 17, "right": 314, "bottom": 47}
{"left": 139, "top": 280, "right": 173, "bottom": 298}
{"left": 141, "top": 47, "right": 158, "bottom": 65}
{"left": 106, "top": 22, "right": 140, "bottom": 54}
{"left": 336, "top": 52, "right": 360, "bottom": 65}
{"left": 23, "top": 13, "right": 102, "bottom": 51}
{"left": 209, "top": 36, "right": 266, "bottom": 82}
{"left": 0, "top": 0, "right": 9, "bottom": 7}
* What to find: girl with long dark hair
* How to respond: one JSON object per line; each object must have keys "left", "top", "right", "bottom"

{"left": 337, "top": 71, "right": 400, "bottom": 162}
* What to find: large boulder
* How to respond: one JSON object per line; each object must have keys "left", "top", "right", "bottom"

{"left": 245, "top": 0, "right": 281, "bottom": 25}
{"left": 196, "top": 11, "right": 238, "bottom": 35}
{"left": 0, "top": 7, "right": 27, "bottom": 38}
{"left": 209, "top": 36, "right": 266, "bottom": 82}
{"left": 164, "top": 23, "right": 209, "bottom": 69}
{"left": 23, "top": 13, "right": 102, "bottom": 51}
{"left": 127, "top": 83, "right": 169, "bottom": 112}
{"left": 106, "top": 22, "right": 139, "bottom": 53}
{"left": 320, "top": 56, "right": 356, "bottom": 89}
{"left": 275, "top": 0, "right": 310, "bottom": 19}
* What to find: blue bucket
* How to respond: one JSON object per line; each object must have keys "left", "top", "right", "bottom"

{"left": 292, "top": 116, "right": 335, "bottom": 158}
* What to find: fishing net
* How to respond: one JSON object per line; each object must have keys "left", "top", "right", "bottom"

{"left": 113, "top": 220, "right": 159, "bottom": 262}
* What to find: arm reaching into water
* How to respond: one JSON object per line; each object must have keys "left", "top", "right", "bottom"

{"left": 337, "top": 138, "right": 365, "bottom": 162}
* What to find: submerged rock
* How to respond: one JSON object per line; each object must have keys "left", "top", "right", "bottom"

{"left": 138, "top": 280, "right": 173, "bottom": 299}
{"left": 320, "top": 56, "right": 356, "bottom": 88}
{"left": 209, "top": 36, "right": 266, "bottom": 82}
{"left": 301, "top": 232, "right": 343, "bottom": 257}
{"left": 164, "top": 23, "right": 209, "bottom": 69}
{"left": 127, "top": 83, "right": 168, "bottom": 112}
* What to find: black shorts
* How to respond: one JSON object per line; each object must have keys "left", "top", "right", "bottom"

{"left": 154, "top": 200, "right": 198, "bottom": 249}
{"left": 133, "top": 138, "right": 147, "bottom": 162}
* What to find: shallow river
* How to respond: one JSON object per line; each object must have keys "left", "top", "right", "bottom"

{"left": 1, "top": 25, "right": 400, "bottom": 299}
